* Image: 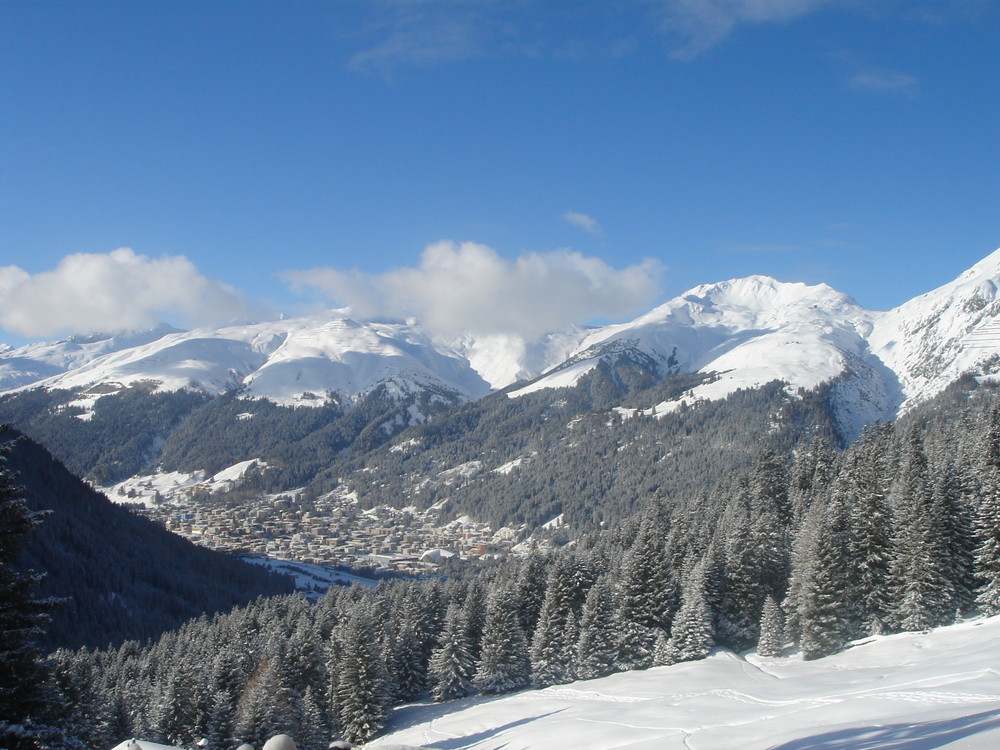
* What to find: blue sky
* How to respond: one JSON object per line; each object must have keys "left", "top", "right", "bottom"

{"left": 2, "top": 0, "right": 998, "bottom": 345}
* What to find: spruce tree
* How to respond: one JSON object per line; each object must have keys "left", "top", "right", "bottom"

{"left": 335, "top": 608, "right": 389, "bottom": 745}
{"left": 575, "top": 576, "right": 619, "bottom": 680}
{"left": 756, "top": 595, "right": 785, "bottom": 658}
{"left": 473, "top": 588, "right": 531, "bottom": 695}
{"left": 663, "top": 557, "right": 714, "bottom": 664}
{"left": 0, "top": 432, "right": 71, "bottom": 750}
{"left": 889, "top": 428, "right": 953, "bottom": 632}
{"left": 797, "top": 498, "right": 852, "bottom": 660}
{"left": 428, "top": 605, "right": 474, "bottom": 703}
{"left": 975, "top": 403, "right": 1000, "bottom": 616}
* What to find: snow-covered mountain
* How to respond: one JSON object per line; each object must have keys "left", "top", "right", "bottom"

{"left": 508, "top": 274, "right": 896, "bottom": 438}
{"left": 0, "top": 312, "right": 493, "bottom": 407}
{"left": 3, "top": 248, "right": 1000, "bottom": 429}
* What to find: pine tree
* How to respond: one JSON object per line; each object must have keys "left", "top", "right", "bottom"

{"left": 889, "top": 428, "right": 953, "bottom": 632}
{"left": 975, "top": 466, "right": 1000, "bottom": 615}
{"left": 976, "top": 403, "right": 1000, "bottom": 616}
{"left": 756, "top": 595, "right": 784, "bottom": 658}
{"left": 298, "top": 686, "right": 330, "bottom": 750}
{"left": 619, "top": 520, "right": 675, "bottom": 632}
{"left": 530, "top": 561, "right": 585, "bottom": 687}
{"left": 797, "top": 498, "right": 852, "bottom": 660}
{"left": 0, "top": 432, "right": 72, "bottom": 750}
{"left": 843, "top": 429, "right": 894, "bottom": 636}
{"left": 428, "top": 605, "right": 474, "bottom": 702}
{"left": 473, "top": 588, "right": 531, "bottom": 695}
{"left": 575, "top": 576, "right": 619, "bottom": 680}
{"left": 663, "top": 557, "right": 714, "bottom": 664}
{"left": 335, "top": 608, "right": 389, "bottom": 745}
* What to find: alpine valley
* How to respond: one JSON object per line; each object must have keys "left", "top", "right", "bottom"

{"left": 9, "top": 249, "right": 1000, "bottom": 750}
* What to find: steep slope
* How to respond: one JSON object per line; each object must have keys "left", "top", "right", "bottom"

{"left": 869, "top": 247, "right": 1000, "bottom": 406}
{"left": 5, "top": 428, "right": 294, "bottom": 649}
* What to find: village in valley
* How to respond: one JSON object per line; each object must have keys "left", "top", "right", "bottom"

{"left": 110, "top": 466, "right": 526, "bottom": 577}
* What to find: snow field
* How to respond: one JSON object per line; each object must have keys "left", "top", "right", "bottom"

{"left": 367, "top": 616, "right": 1000, "bottom": 749}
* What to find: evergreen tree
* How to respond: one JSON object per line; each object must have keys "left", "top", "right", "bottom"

{"left": 575, "top": 576, "right": 619, "bottom": 680}
{"left": 530, "top": 561, "right": 585, "bottom": 687}
{"left": 619, "top": 519, "right": 675, "bottom": 632}
{"left": 298, "top": 686, "right": 330, "bottom": 750}
{"left": 663, "top": 557, "right": 714, "bottom": 664}
{"left": 889, "top": 429, "right": 953, "bottom": 631}
{"left": 0, "top": 432, "right": 71, "bottom": 750}
{"left": 335, "top": 608, "right": 389, "bottom": 745}
{"left": 843, "top": 429, "right": 894, "bottom": 636}
{"left": 428, "top": 605, "right": 475, "bottom": 702}
{"left": 976, "top": 403, "right": 1000, "bottom": 615}
{"left": 473, "top": 588, "right": 531, "bottom": 695}
{"left": 756, "top": 595, "right": 785, "bottom": 658}
{"left": 797, "top": 498, "right": 852, "bottom": 660}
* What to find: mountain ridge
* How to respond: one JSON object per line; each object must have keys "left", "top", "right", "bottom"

{"left": 3, "top": 248, "right": 1000, "bottom": 434}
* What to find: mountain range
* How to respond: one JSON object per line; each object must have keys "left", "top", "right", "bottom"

{"left": 4, "top": 248, "right": 1000, "bottom": 440}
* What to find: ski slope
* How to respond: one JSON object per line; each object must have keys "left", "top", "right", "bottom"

{"left": 368, "top": 616, "right": 1000, "bottom": 749}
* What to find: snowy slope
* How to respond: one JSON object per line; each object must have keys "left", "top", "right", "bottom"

{"left": 869, "top": 247, "right": 1000, "bottom": 406}
{"left": 0, "top": 324, "right": 181, "bottom": 392}
{"left": 1, "top": 313, "right": 492, "bottom": 406}
{"left": 369, "top": 616, "right": 1000, "bottom": 750}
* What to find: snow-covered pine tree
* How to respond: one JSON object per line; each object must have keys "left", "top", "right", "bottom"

{"left": 298, "top": 686, "right": 330, "bottom": 750}
{"left": 843, "top": 426, "right": 895, "bottom": 636}
{"left": 530, "top": 560, "right": 586, "bottom": 687}
{"left": 663, "top": 556, "right": 714, "bottom": 664}
{"left": 889, "top": 428, "right": 953, "bottom": 632}
{"left": 975, "top": 403, "right": 1000, "bottom": 616}
{"left": 473, "top": 588, "right": 531, "bottom": 695}
{"left": 756, "top": 595, "right": 785, "bottom": 657}
{"left": 717, "top": 495, "right": 761, "bottom": 650}
{"left": 796, "top": 497, "right": 853, "bottom": 660}
{"left": 575, "top": 575, "right": 619, "bottom": 680}
{"left": 428, "top": 605, "right": 475, "bottom": 702}
{"left": 619, "top": 519, "right": 675, "bottom": 632}
{"left": 335, "top": 607, "right": 389, "bottom": 745}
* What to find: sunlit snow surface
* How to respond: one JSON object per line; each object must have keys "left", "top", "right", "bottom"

{"left": 369, "top": 617, "right": 1000, "bottom": 750}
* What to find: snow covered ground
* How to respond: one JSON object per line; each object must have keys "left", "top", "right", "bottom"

{"left": 368, "top": 616, "right": 1000, "bottom": 749}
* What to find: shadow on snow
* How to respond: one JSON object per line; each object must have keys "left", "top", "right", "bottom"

{"left": 770, "top": 707, "right": 1000, "bottom": 750}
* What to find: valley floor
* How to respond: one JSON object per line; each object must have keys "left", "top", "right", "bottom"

{"left": 368, "top": 616, "right": 1000, "bottom": 749}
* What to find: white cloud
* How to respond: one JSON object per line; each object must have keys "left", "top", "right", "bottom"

{"left": 846, "top": 65, "right": 920, "bottom": 95}
{"left": 563, "top": 211, "right": 603, "bottom": 235}
{"left": 0, "top": 248, "right": 258, "bottom": 339}
{"left": 647, "top": 0, "right": 839, "bottom": 59}
{"left": 283, "top": 241, "right": 662, "bottom": 341}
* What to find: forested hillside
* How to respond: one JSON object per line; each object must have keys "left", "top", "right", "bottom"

{"left": 305, "top": 365, "right": 842, "bottom": 532}
{"left": 5, "top": 428, "right": 293, "bottom": 650}
{"left": 43, "top": 376, "right": 1000, "bottom": 748}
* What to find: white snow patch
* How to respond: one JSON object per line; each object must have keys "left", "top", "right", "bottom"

{"left": 493, "top": 457, "right": 527, "bottom": 475}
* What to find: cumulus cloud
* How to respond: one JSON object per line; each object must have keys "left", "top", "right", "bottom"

{"left": 283, "top": 241, "right": 662, "bottom": 341}
{"left": 0, "top": 248, "right": 258, "bottom": 339}
{"left": 563, "top": 211, "right": 603, "bottom": 236}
